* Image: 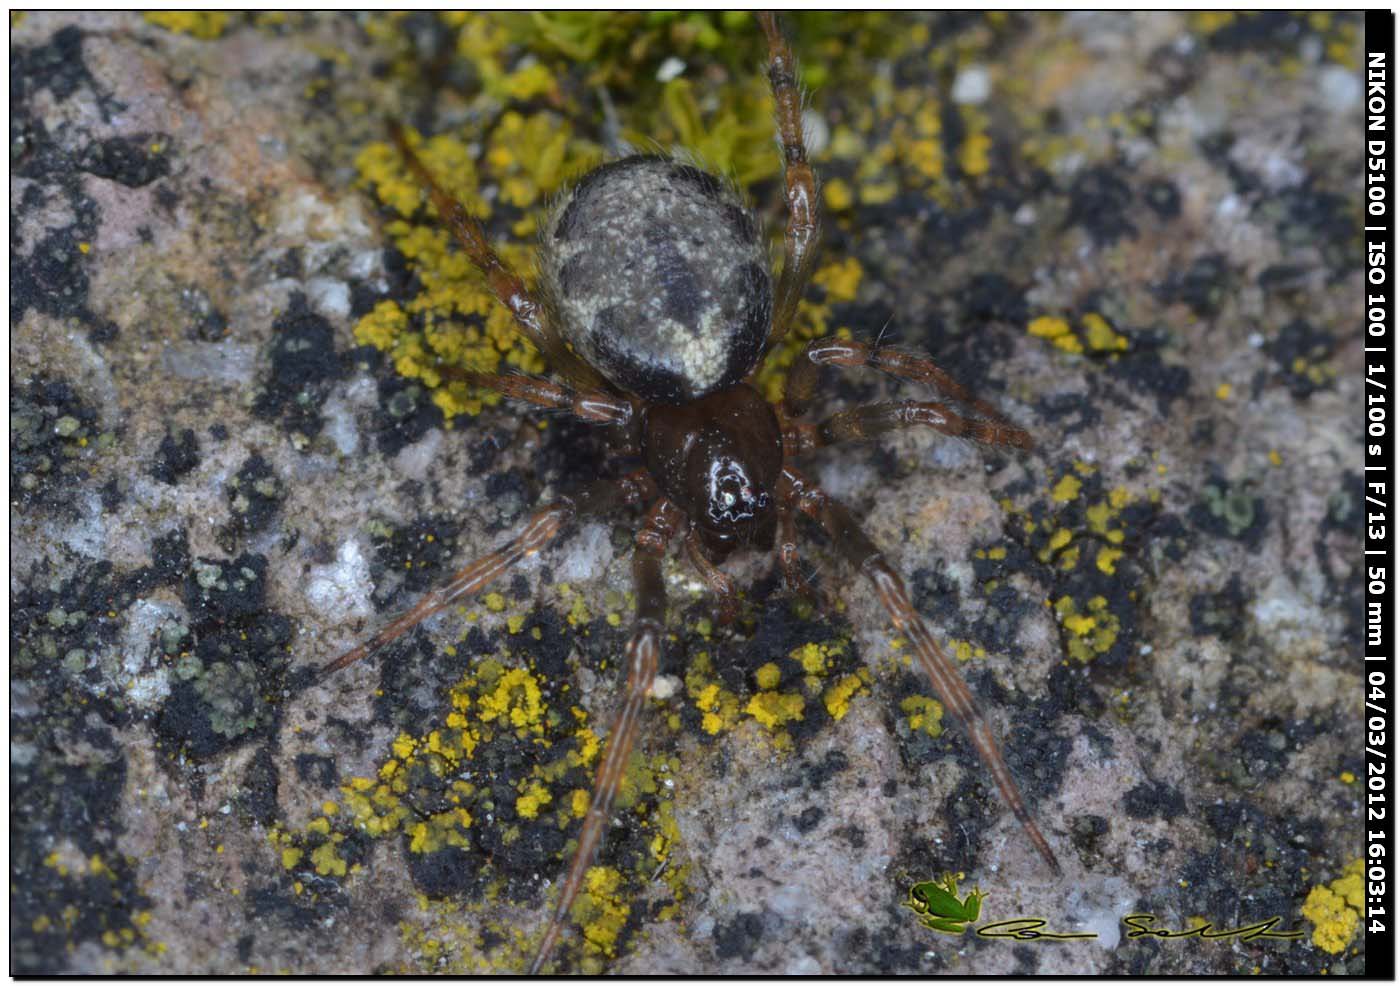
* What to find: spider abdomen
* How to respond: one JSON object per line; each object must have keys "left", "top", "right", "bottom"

{"left": 541, "top": 156, "right": 771, "bottom": 405}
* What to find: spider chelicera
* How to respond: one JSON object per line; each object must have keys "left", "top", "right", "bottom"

{"left": 322, "top": 12, "right": 1059, "bottom": 972}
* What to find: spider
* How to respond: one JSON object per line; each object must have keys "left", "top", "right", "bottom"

{"left": 322, "top": 12, "right": 1059, "bottom": 972}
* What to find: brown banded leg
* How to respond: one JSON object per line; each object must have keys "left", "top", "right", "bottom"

{"left": 388, "top": 122, "right": 606, "bottom": 391}
{"left": 776, "top": 506, "right": 824, "bottom": 612}
{"left": 783, "top": 399, "right": 1033, "bottom": 455}
{"left": 529, "top": 498, "right": 685, "bottom": 974}
{"left": 783, "top": 339, "right": 1025, "bottom": 435}
{"left": 757, "top": 12, "right": 821, "bottom": 352}
{"left": 685, "top": 531, "right": 740, "bottom": 625}
{"left": 779, "top": 466, "right": 1061, "bottom": 874}
{"left": 319, "top": 470, "right": 655, "bottom": 678}
{"left": 435, "top": 367, "right": 634, "bottom": 428}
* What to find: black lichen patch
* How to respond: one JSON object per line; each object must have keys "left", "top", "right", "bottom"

{"left": 11, "top": 374, "right": 104, "bottom": 514}
{"left": 77, "top": 133, "right": 174, "bottom": 187}
{"left": 366, "top": 363, "right": 444, "bottom": 458}
{"left": 1141, "top": 178, "right": 1181, "bottom": 219}
{"left": 183, "top": 553, "right": 269, "bottom": 624}
{"left": 295, "top": 753, "right": 340, "bottom": 789}
{"left": 1068, "top": 814, "right": 1110, "bottom": 860}
{"left": 252, "top": 292, "right": 345, "bottom": 441}
{"left": 1105, "top": 334, "right": 1193, "bottom": 415}
{"left": 1121, "top": 780, "right": 1187, "bottom": 822}
{"left": 150, "top": 428, "right": 200, "bottom": 485}
{"left": 1268, "top": 182, "right": 1359, "bottom": 269}
{"left": 240, "top": 745, "right": 281, "bottom": 826}
{"left": 793, "top": 805, "right": 824, "bottom": 834}
{"left": 1159, "top": 253, "right": 1231, "bottom": 319}
{"left": 1188, "top": 574, "right": 1249, "bottom": 641}
{"left": 225, "top": 453, "right": 286, "bottom": 535}
{"left": 1066, "top": 165, "right": 1136, "bottom": 245}
{"left": 154, "top": 553, "right": 293, "bottom": 759}
{"left": 1188, "top": 473, "right": 1269, "bottom": 547}
{"left": 1201, "top": 10, "right": 1308, "bottom": 53}
{"left": 1265, "top": 319, "right": 1337, "bottom": 400}
{"left": 406, "top": 847, "right": 489, "bottom": 899}
{"left": 12, "top": 30, "right": 126, "bottom": 339}
{"left": 177, "top": 282, "right": 230, "bottom": 341}
{"left": 368, "top": 513, "right": 463, "bottom": 606}
{"left": 10, "top": 25, "right": 123, "bottom": 120}
{"left": 712, "top": 910, "right": 766, "bottom": 962}
{"left": 10, "top": 545, "right": 187, "bottom": 969}
{"left": 957, "top": 271, "right": 1030, "bottom": 329}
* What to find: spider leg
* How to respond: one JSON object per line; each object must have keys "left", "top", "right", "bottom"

{"left": 778, "top": 466, "right": 1061, "bottom": 874}
{"left": 318, "top": 470, "right": 654, "bottom": 678}
{"left": 783, "top": 338, "right": 1024, "bottom": 434}
{"left": 777, "top": 506, "right": 825, "bottom": 612}
{"left": 757, "top": 12, "right": 821, "bottom": 352}
{"left": 388, "top": 122, "right": 606, "bottom": 391}
{"left": 529, "top": 498, "right": 685, "bottom": 974}
{"left": 434, "top": 367, "right": 634, "bottom": 428}
{"left": 783, "top": 399, "right": 1032, "bottom": 455}
{"left": 685, "top": 531, "right": 740, "bottom": 625}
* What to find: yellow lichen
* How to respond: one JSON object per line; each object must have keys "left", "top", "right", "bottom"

{"left": 823, "top": 671, "right": 869, "bottom": 720}
{"left": 1054, "top": 595, "right": 1120, "bottom": 663}
{"left": 1301, "top": 859, "right": 1363, "bottom": 955}
{"left": 576, "top": 867, "right": 630, "bottom": 959}
{"left": 143, "top": 11, "right": 231, "bottom": 39}
{"left": 570, "top": 788, "right": 590, "bottom": 818}
{"left": 1081, "top": 312, "right": 1128, "bottom": 352}
{"left": 900, "top": 695, "right": 944, "bottom": 737}
{"left": 1050, "top": 475, "right": 1082, "bottom": 503}
{"left": 310, "top": 840, "right": 348, "bottom": 877}
{"left": 515, "top": 782, "right": 552, "bottom": 820}
{"left": 745, "top": 691, "right": 805, "bottom": 730}
{"left": 1028, "top": 315, "right": 1072, "bottom": 341}
{"left": 754, "top": 662, "right": 782, "bottom": 690}
{"left": 1096, "top": 547, "right": 1124, "bottom": 574}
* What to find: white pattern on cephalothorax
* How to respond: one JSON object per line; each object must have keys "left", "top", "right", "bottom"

{"left": 539, "top": 156, "right": 771, "bottom": 404}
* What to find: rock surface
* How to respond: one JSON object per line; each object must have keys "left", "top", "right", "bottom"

{"left": 11, "top": 11, "right": 1364, "bottom": 975}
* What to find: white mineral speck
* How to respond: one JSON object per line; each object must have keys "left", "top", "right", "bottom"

{"left": 555, "top": 522, "right": 614, "bottom": 583}
{"left": 648, "top": 674, "right": 681, "bottom": 700}
{"left": 656, "top": 56, "right": 686, "bottom": 82}
{"left": 951, "top": 65, "right": 991, "bottom": 104}
{"left": 306, "top": 539, "right": 374, "bottom": 620}
{"left": 307, "top": 277, "right": 351, "bottom": 321}
{"left": 1319, "top": 64, "right": 1361, "bottom": 113}
{"left": 320, "top": 395, "right": 361, "bottom": 457}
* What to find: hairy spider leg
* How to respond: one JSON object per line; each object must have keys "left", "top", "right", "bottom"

{"left": 783, "top": 399, "right": 1034, "bottom": 454}
{"left": 779, "top": 467, "right": 1061, "bottom": 874}
{"left": 529, "top": 498, "right": 686, "bottom": 974}
{"left": 318, "top": 470, "right": 654, "bottom": 678}
{"left": 685, "top": 530, "right": 740, "bottom": 625}
{"left": 776, "top": 505, "right": 827, "bottom": 612}
{"left": 783, "top": 339, "right": 1031, "bottom": 447}
{"left": 433, "top": 367, "right": 634, "bottom": 428}
{"left": 757, "top": 12, "right": 821, "bottom": 352}
{"left": 388, "top": 122, "right": 607, "bottom": 392}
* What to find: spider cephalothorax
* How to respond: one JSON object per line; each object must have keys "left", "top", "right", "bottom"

{"left": 324, "top": 12, "right": 1057, "bottom": 974}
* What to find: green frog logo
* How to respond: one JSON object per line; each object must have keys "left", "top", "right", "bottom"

{"left": 904, "top": 873, "right": 987, "bottom": 935}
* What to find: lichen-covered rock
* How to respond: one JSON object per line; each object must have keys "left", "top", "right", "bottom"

{"left": 10, "top": 10, "right": 1364, "bottom": 977}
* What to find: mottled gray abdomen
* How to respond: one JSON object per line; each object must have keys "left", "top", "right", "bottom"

{"left": 540, "top": 156, "right": 771, "bottom": 405}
